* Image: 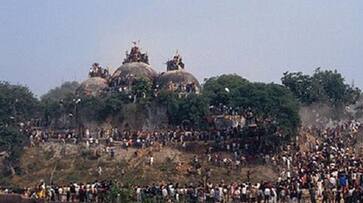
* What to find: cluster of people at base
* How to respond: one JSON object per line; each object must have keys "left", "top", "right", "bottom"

{"left": 0, "top": 180, "right": 115, "bottom": 203}
{"left": 134, "top": 120, "right": 363, "bottom": 203}
{"left": 134, "top": 179, "right": 363, "bottom": 203}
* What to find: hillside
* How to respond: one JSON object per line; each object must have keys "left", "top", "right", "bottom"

{"left": 8, "top": 142, "right": 277, "bottom": 188}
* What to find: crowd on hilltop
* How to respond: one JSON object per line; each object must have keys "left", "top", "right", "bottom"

{"left": 25, "top": 106, "right": 266, "bottom": 148}
{"left": 2, "top": 118, "right": 362, "bottom": 202}
{"left": 25, "top": 116, "right": 278, "bottom": 169}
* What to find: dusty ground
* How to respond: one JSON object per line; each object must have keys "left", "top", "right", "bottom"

{"left": 9, "top": 142, "right": 277, "bottom": 187}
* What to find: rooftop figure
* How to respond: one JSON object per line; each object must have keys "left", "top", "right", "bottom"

{"left": 123, "top": 41, "right": 149, "bottom": 64}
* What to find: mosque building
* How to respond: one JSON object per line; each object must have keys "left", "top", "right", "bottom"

{"left": 77, "top": 42, "right": 200, "bottom": 97}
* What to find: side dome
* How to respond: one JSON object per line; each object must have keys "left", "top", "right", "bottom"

{"left": 158, "top": 52, "right": 201, "bottom": 94}
{"left": 77, "top": 77, "right": 109, "bottom": 97}
{"left": 158, "top": 70, "right": 201, "bottom": 92}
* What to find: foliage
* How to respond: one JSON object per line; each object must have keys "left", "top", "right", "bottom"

{"left": 40, "top": 81, "right": 80, "bottom": 127}
{"left": 77, "top": 96, "right": 106, "bottom": 123}
{"left": 0, "top": 82, "right": 39, "bottom": 175}
{"left": 41, "top": 93, "right": 77, "bottom": 127}
{"left": 98, "top": 92, "right": 130, "bottom": 118}
{"left": 281, "top": 68, "right": 361, "bottom": 106}
{"left": 235, "top": 82, "right": 300, "bottom": 137}
{"left": 203, "top": 74, "right": 248, "bottom": 106}
{"left": 41, "top": 92, "right": 132, "bottom": 127}
{"left": 0, "top": 124, "right": 27, "bottom": 163}
{"left": 40, "top": 81, "right": 80, "bottom": 102}
{"left": 203, "top": 75, "right": 300, "bottom": 141}
{"left": 39, "top": 78, "right": 154, "bottom": 125}
{"left": 0, "top": 81, "right": 40, "bottom": 123}
{"left": 157, "top": 91, "right": 209, "bottom": 128}
{"left": 104, "top": 184, "right": 133, "bottom": 203}
{"left": 131, "top": 78, "right": 153, "bottom": 104}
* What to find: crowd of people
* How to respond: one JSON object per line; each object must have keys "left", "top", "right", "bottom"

{"left": 4, "top": 100, "right": 363, "bottom": 202}
{"left": 164, "top": 80, "right": 200, "bottom": 94}
{"left": 129, "top": 120, "right": 363, "bottom": 203}
{"left": 166, "top": 52, "right": 185, "bottom": 71}
{"left": 1, "top": 180, "right": 115, "bottom": 203}
{"left": 5, "top": 116, "right": 361, "bottom": 202}
{"left": 25, "top": 119, "right": 274, "bottom": 168}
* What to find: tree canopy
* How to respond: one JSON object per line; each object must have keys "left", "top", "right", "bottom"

{"left": 203, "top": 75, "right": 300, "bottom": 139}
{"left": 202, "top": 74, "right": 249, "bottom": 106}
{"left": 0, "top": 82, "right": 39, "bottom": 176}
{"left": 281, "top": 68, "right": 361, "bottom": 106}
{"left": 0, "top": 81, "right": 40, "bottom": 123}
{"left": 157, "top": 91, "right": 209, "bottom": 128}
{"left": 41, "top": 81, "right": 80, "bottom": 102}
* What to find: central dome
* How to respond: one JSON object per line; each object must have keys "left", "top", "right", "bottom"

{"left": 110, "top": 44, "right": 157, "bottom": 88}
{"left": 111, "top": 62, "right": 157, "bottom": 85}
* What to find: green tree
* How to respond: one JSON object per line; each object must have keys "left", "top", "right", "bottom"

{"left": 313, "top": 69, "right": 360, "bottom": 105}
{"left": 157, "top": 91, "right": 209, "bottom": 128}
{"left": 131, "top": 78, "right": 153, "bottom": 104}
{"left": 203, "top": 74, "right": 248, "bottom": 106}
{"left": 282, "top": 68, "right": 361, "bottom": 106}
{"left": 203, "top": 75, "right": 300, "bottom": 146}
{"left": 40, "top": 81, "right": 80, "bottom": 127}
{"left": 0, "top": 125, "right": 27, "bottom": 176}
{"left": 0, "top": 82, "right": 39, "bottom": 177}
{"left": 281, "top": 72, "right": 319, "bottom": 104}
{"left": 0, "top": 81, "right": 40, "bottom": 123}
{"left": 97, "top": 91, "right": 131, "bottom": 120}
{"left": 233, "top": 82, "right": 300, "bottom": 138}
{"left": 40, "top": 81, "right": 80, "bottom": 102}
{"left": 77, "top": 96, "right": 106, "bottom": 123}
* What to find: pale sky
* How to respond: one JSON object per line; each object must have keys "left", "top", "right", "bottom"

{"left": 0, "top": 0, "right": 362, "bottom": 97}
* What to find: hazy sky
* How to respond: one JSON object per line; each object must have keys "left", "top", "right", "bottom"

{"left": 0, "top": 1, "right": 362, "bottom": 97}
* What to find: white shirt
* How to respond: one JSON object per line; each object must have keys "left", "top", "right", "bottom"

{"left": 162, "top": 188, "right": 168, "bottom": 197}
{"left": 242, "top": 186, "right": 247, "bottom": 194}
{"left": 264, "top": 188, "right": 271, "bottom": 196}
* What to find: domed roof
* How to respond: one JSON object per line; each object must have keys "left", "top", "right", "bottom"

{"left": 158, "top": 70, "right": 201, "bottom": 91}
{"left": 77, "top": 77, "right": 109, "bottom": 97}
{"left": 110, "top": 43, "right": 157, "bottom": 88}
{"left": 111, "top": 62, "right": 157, "bottom": 85}
{"left": 158, "top": 52, "right": 201, "bottom": 93}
